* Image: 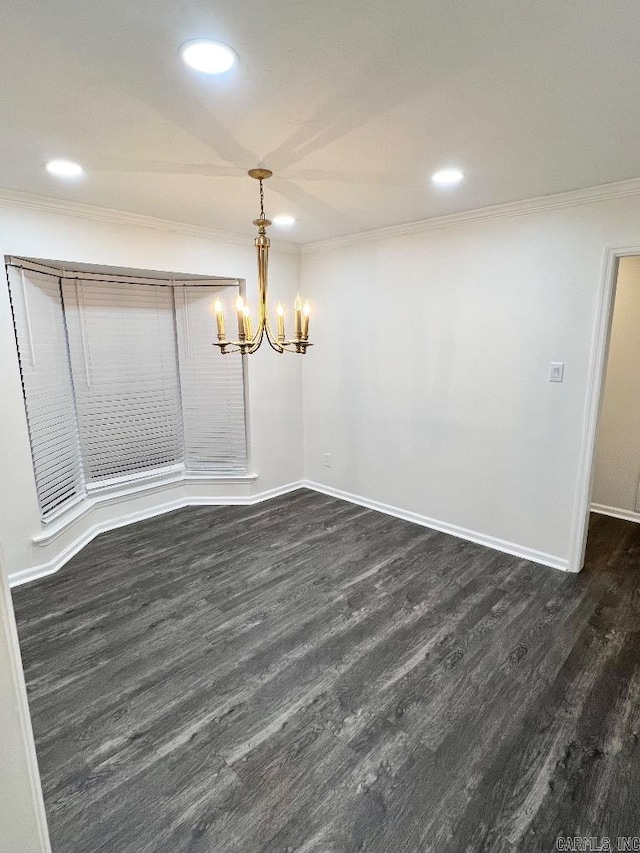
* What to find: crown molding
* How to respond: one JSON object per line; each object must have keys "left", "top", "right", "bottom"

{"left": 3, "top": 177, "right": 640, "bottom": 259}
{"left": 0, "top": 187, "right": 300, "bottom": 255}
{"left": 301, "top": 177, "right": 640, "bottom": 254}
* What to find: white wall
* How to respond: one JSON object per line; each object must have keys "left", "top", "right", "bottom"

{"left": 592, "top": 256, "right": 640, "bottom": 514}
{"left": 301, "top": 191, "right": 640, "bottom": 569}
{"left": 6, "top": 187, "right": 640, "bottom": 580}
{"left": 0, "top": 198, "right": 303, "bottom": 579}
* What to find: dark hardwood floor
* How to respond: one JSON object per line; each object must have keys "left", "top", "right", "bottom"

{"left": 12, "top": 492, "right": 640, "bottom": 852}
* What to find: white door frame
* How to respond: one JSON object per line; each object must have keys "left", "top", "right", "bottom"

{"left": 0, "top": 558, "right": 51, "bottom": 852}
{"left": 567, "top": 242, "right": 640, "bottom": 573}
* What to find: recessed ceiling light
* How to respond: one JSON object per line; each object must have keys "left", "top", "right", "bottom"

{"left": 432, "top": 168, "right": 464, "bottom": 186}
{"left": 45, "top": 159, "right": 84, "bottom": 179}
{"left": 180, "top": 40, "right": 238, "bottom": 74}
{"left": 272, "top": 214, "right": 296, "bottom": 226}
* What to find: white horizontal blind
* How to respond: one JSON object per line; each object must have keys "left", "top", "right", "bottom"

{"left": 62, "top": 279, "right": 184, "bottom": 484}
{"left": 7, "top": 266, "right": 85, "bottom": 518}
{"left": 175, "top": 285, "right": 248, "bottom": 472}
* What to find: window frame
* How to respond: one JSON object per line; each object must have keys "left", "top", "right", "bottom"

{"left": 6, "top": 258, "right": 252, "bottom": 526}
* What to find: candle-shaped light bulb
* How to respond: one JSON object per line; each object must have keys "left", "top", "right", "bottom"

{"left": 302, "top": 301, "right": 311, "bottom": 340}
{"left": 276, "top": 302, "right": 285, "bottom": 341}
{"left": 243, "top": 304, "right": 253, "bottom": 340}
{"left": 294, "top": 293, "right": 303, "bottom": 340}
{"left": 236, "top": 296, "right": 245, "bottom": 338}
{"left": 214, "top": 298, "right": 226, "bottom": 339}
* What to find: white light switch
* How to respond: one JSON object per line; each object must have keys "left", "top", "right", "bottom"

{"left": 549, "top": 362, "right": 565, "bottom": 383}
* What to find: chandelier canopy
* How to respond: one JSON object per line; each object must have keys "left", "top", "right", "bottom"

{"left": 213, "top": 168, "right": 312, "bottom": 355}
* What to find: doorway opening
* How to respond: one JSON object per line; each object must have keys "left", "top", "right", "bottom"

{"left": 574, "top": 253, "right": 640, "bottom": 574}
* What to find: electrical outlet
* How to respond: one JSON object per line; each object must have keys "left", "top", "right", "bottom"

{"left": 323, "top": 453, "right": 331, "bottom": 468}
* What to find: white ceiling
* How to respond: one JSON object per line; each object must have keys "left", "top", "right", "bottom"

{"left": 1, "top": 0, "right": 639, "bottom": 244}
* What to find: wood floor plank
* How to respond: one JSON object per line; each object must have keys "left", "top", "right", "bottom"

{"left": 12, "top": 494, "right": 640, "bottom": 852}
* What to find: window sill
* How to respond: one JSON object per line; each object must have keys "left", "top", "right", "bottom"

{"left": 85, "top": 464, "right": 186, "bottom": 496}
{"left": 33, "top": 469, "right": 258, "bottom": 546}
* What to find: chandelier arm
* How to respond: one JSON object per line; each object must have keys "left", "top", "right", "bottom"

{"left": 216, "top": 336, "right": 311, "bottom": 354}
{"left": 214, "top": 343, "right": 241, "bottom": 354}
{"left": 245, "top": 320, "right": 266, "bottom": 354}
{"left": 282, "top": 342, "right": 310, "bottom": 353}
{"left": 264, "top": 325, "right": 285, "bottom": 353}
{"left": 243, "top": 301, "right": 265, "bottom": 353}
{"left": 264, "top": 313, "right": 285, "bottom": 352}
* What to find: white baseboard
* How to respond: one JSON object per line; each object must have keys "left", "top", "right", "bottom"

{"left": 9, "top": 481, "right": 304, "bottom": 588}
{"left": 10, "top": 478, "right": 570, "bottom": 588}
{"left": 591, "top": 503, "right": 640, "bottom": 524}
{"left": 34, "top": 472, "right": 259, "bottom": 546}
{"left": 302, "top": 480, "right": 570, "bottom": 572}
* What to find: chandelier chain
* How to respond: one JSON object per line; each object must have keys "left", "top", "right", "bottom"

{"left": 259, "top": 179, "right": 265, "bottom": 219}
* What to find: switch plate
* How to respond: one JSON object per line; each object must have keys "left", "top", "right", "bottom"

{"left": 323, "top": 453, "right": 331, "bottom": 468}
{"left": 549, "top": 362, "right": 565, "bottom": 383}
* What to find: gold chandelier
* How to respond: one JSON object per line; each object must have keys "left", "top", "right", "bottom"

{"left": 213, "top": 168, "right": 312, "bottom": 355}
